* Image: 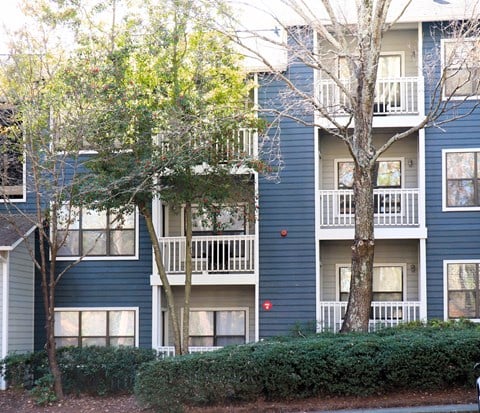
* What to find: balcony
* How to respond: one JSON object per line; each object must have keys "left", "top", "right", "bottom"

{"left": 318, "top": 77, "right": 422, "bottom": 116}
{"left": 159, "top": 235, "right": 255, "bottom": 275}
{"left": 318, "top": 301, "right": 421, "bottom": 333}
{"left": 319, "top": 188, "right": 419, "bottom": 228}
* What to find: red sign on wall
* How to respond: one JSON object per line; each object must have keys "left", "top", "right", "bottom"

{"left": 262, "top": 300, "right": 273, "bottom": 311}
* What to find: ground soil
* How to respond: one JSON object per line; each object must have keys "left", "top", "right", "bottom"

{"left": 0, "top": 387, "right": 476, "bottom": 413}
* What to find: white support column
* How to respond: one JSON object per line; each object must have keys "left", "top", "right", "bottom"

{"left": 151, "top": 192, "right": 163, "bottom": 349}
{"left": 419, "top": 238, "right": 427, "bottom": 321}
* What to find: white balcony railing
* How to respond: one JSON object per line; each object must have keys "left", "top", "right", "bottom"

{"left": 318, "top": 77, "right": 421, "bottom": 116}
{"left": 155, "top": 128, "right": 257, "bottom": 158}
{"left": 159, "top": 235, "right": 255, "bottom": 274}
{"left": 318, "top": 301, "right": 421, "bottom": 333}
{"left": 319, "top": 188, "right": 419, "bottom": 227}
{"left": 157, "top": 346, "right": 222, "bottom": 358}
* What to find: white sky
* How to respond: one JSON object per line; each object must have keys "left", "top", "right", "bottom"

{"left": 0, "top": 0, "right": 25, "bottom": 54}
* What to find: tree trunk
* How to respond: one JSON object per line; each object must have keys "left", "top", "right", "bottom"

{"left": 139, "top": 203, "right": 182, "bottom": 355}
{"left": 182, "top": 202, "right": 193, "bottom": 355}
{"left": 340, "top": 160, "right": 375, "bottom": 333}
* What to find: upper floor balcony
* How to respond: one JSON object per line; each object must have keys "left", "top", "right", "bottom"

{"left": 318, "top": 76, "right": 422, "bottom": 117}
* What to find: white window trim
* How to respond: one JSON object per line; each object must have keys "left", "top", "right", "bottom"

{"left": 443, "top": 260, "right": 480, "bottom": 322}
{"left": 442, "top": 148, "right": 480, "bottom": 211}
{"left": 55, "top": 207, "right": 140, "bottom": 261}
{"left": 335, "top": 263, "right": 407, "bottom": 301}
{"left": 54, "top": 306, "right": 140, "bottom": 347}
{"left": 441, "top": 38, "right": 480, "bottom": 101}
{"left": 181, "top": 307, "right": 250, "bottom": 344}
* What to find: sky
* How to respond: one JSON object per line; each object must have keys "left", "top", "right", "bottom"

{"left": 0, "top": 0, "right": 25, "bottom": 54}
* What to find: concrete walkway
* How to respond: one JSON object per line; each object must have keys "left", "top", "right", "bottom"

{"left": 311, "top": 403, "right": 477, "bottom": 413}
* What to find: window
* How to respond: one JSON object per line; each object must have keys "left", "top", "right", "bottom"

{"left": 337, "top": 160, "right": 402, "bottom": 214}
{"left": 446, "top": 263, "right": 480, "bottom": 318}
{"left": 189, "top": 310, "right": 246, "bottom": 346}
{"left": 54, "top": 308, "right": 137, "bottom": 348}
{"left": 443, "top": 39, "right": 480, "bottom": 97}
{"left": 339, "top": 266, "right": 403, "bottom": 302}
{"left": 444, "top": 151, "right": 480, "bottom": 208}
{"left": 57, "top": 206, "right": 136, "bottom": 258}
{"left": 0, "top": 114, "right": 24, "bottom": 201}
{"left": 191, "top": 205, "right": 246, "bottom": 235}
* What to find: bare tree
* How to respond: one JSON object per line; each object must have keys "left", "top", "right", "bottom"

{"left": 221, "top": 0, "right": 480, "bottom": 332}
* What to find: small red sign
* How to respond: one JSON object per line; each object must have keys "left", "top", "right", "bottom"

{"left": 262, "top": 300, "right": 273, "bottom": 311}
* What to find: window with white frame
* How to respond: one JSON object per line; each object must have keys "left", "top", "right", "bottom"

{"left": 339, "top": 265, "right": 404, "bottom": 302}
{"left": 54, "top": 308, "right": 137, "bottom": 348}
{"left": 444, "top": 150, "right": 480, "bottom": 208}
{"left": 446, "top": 263, "right": 480, "bottom": 319}
{"left": 443, "top": 38, "right": 480, "bottom": 97}
{"left": 189, "top": 310, "right": 246, "bottom": 346}
{"left": 57, "top": 206, "right": 136, "bottom": 258}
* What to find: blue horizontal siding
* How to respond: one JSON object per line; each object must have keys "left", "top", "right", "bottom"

{"left": 258, "top": 57, "right": 316, "bottom": 337}
{"left": 34, "top": 215, "right": 152, "bottom": 350}
{"left": 423, "top": 22, "right": 480, "bottom": 320}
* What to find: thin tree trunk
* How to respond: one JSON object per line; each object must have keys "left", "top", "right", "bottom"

{"left": 182, "top": 202, "right": 193, "bottom": 355}
{"left": 139, "top": 203, "right": 182, "bottom": 355}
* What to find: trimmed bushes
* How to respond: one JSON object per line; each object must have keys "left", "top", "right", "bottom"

{"left": 3, "top": 346, "right": 156, "bottom": 395}
{"left": 135, "top": 325, "right": 480, "bottom": 412}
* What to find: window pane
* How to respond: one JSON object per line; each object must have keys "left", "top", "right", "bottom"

{"left": 55, "top": 311, "right": 79, "bottom": 336}
{"left": 373, "top": 292, "right": 403, "bottom": 301}
{"left": 110, "top": 230, "right": 135, "bottom": 255}
{"left": 56, "top": 337, "right": 78, "bottom": 348}
{"left": 216, "top": 207, "right": 245, "bottom": 232}
{"left": 447, "top": 180, "right": 475, "bottom": 206}
{"left": 189, "top": 311, "right": 214, "bottom": 336}
{"left": 82, "top": 337, "right": 107, "bottom": 347}
{"left": 378, "top": 55, "right": 401, "bottom": 78}
{"left": 447, "top": 264, "right": 477, "bottom": 290}
{"left": 57, "top": 231, "right": 80, "bottom": 256}
{"left": 446, "top": 152, "right": 475, "bottom": 179}
{"left": 110, "top": 337, "right": 134, "bottom": 347}
{"left": 373, "top": 267, "right": 403, "bottom": 292}
{"left": 339, "top": 267, "right": 351, "bottom": 293}
{"left": 83, "top": 231, "right": 107, "bottom": 255}
{"left": 449, "top": 291, "right": 477, "bottom": 318}
{"left": 81, "top": 311, "right": 107, "bottom": 336}
{"left": 83, "top": 209, "right": 107, "bottom": 229}
{"left": 445, "top": 69, "right": 474, "bottom": 96}
{"left": 109, "top": 311, "right": 135, "bottom": 336}
{"left": 376, "top": 161, "right": 401, "bottom": 187}
{"left": 109, "top": 211, "right": 135, "bottom": 229}
{"left": 58, "top": 206, "right": 79, "bottom": 230}
{"left": 338, "top": 162, "right": 354, "bottom": 188}
{"left": 189, "top": 336, "right": 214, "bottom": 346}
{"left": 216, "top": 311, "right": 245, "bottom": 335}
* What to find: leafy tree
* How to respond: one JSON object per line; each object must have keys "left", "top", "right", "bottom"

{"left": 75, "top": 0, "right": 263, "bottom": 354}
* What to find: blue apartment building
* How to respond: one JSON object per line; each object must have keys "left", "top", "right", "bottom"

{"left": 1, "top": 2, "right": 479, "bottom": 384}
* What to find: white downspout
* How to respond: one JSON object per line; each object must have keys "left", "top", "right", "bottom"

{"left": 1, "top": 253, "right": 9, "bottom": 390}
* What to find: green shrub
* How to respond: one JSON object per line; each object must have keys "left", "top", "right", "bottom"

{"left": 2, "top": 346, "right": 156, "bottom": 396}
{"left": 135, "top": 324, "right": 480, "bottom": 412}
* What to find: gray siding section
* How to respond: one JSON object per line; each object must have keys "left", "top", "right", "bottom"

{"left": 258, "top": 59, "right": 317, "bottom": 337}
{"left": 169, "top": 285, "right": 255, "bottom": 345}
{"left": 8, "top": 236, "right": 35, "bottom": 353}
{"left": 320, "top": 240, "right": 419, "bottom": 301}
{"left": 423, "top": 22, "right": 480, "bottom": 318}
{"left": 319, "top": 132, "right": 418, "bottom": 190}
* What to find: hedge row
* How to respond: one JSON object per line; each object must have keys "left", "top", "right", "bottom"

{"left": 3, "top": 346, "right": 156, "bottom": 395}
{"left": 135, "top": 325, "right": 480, "bottom": 412}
